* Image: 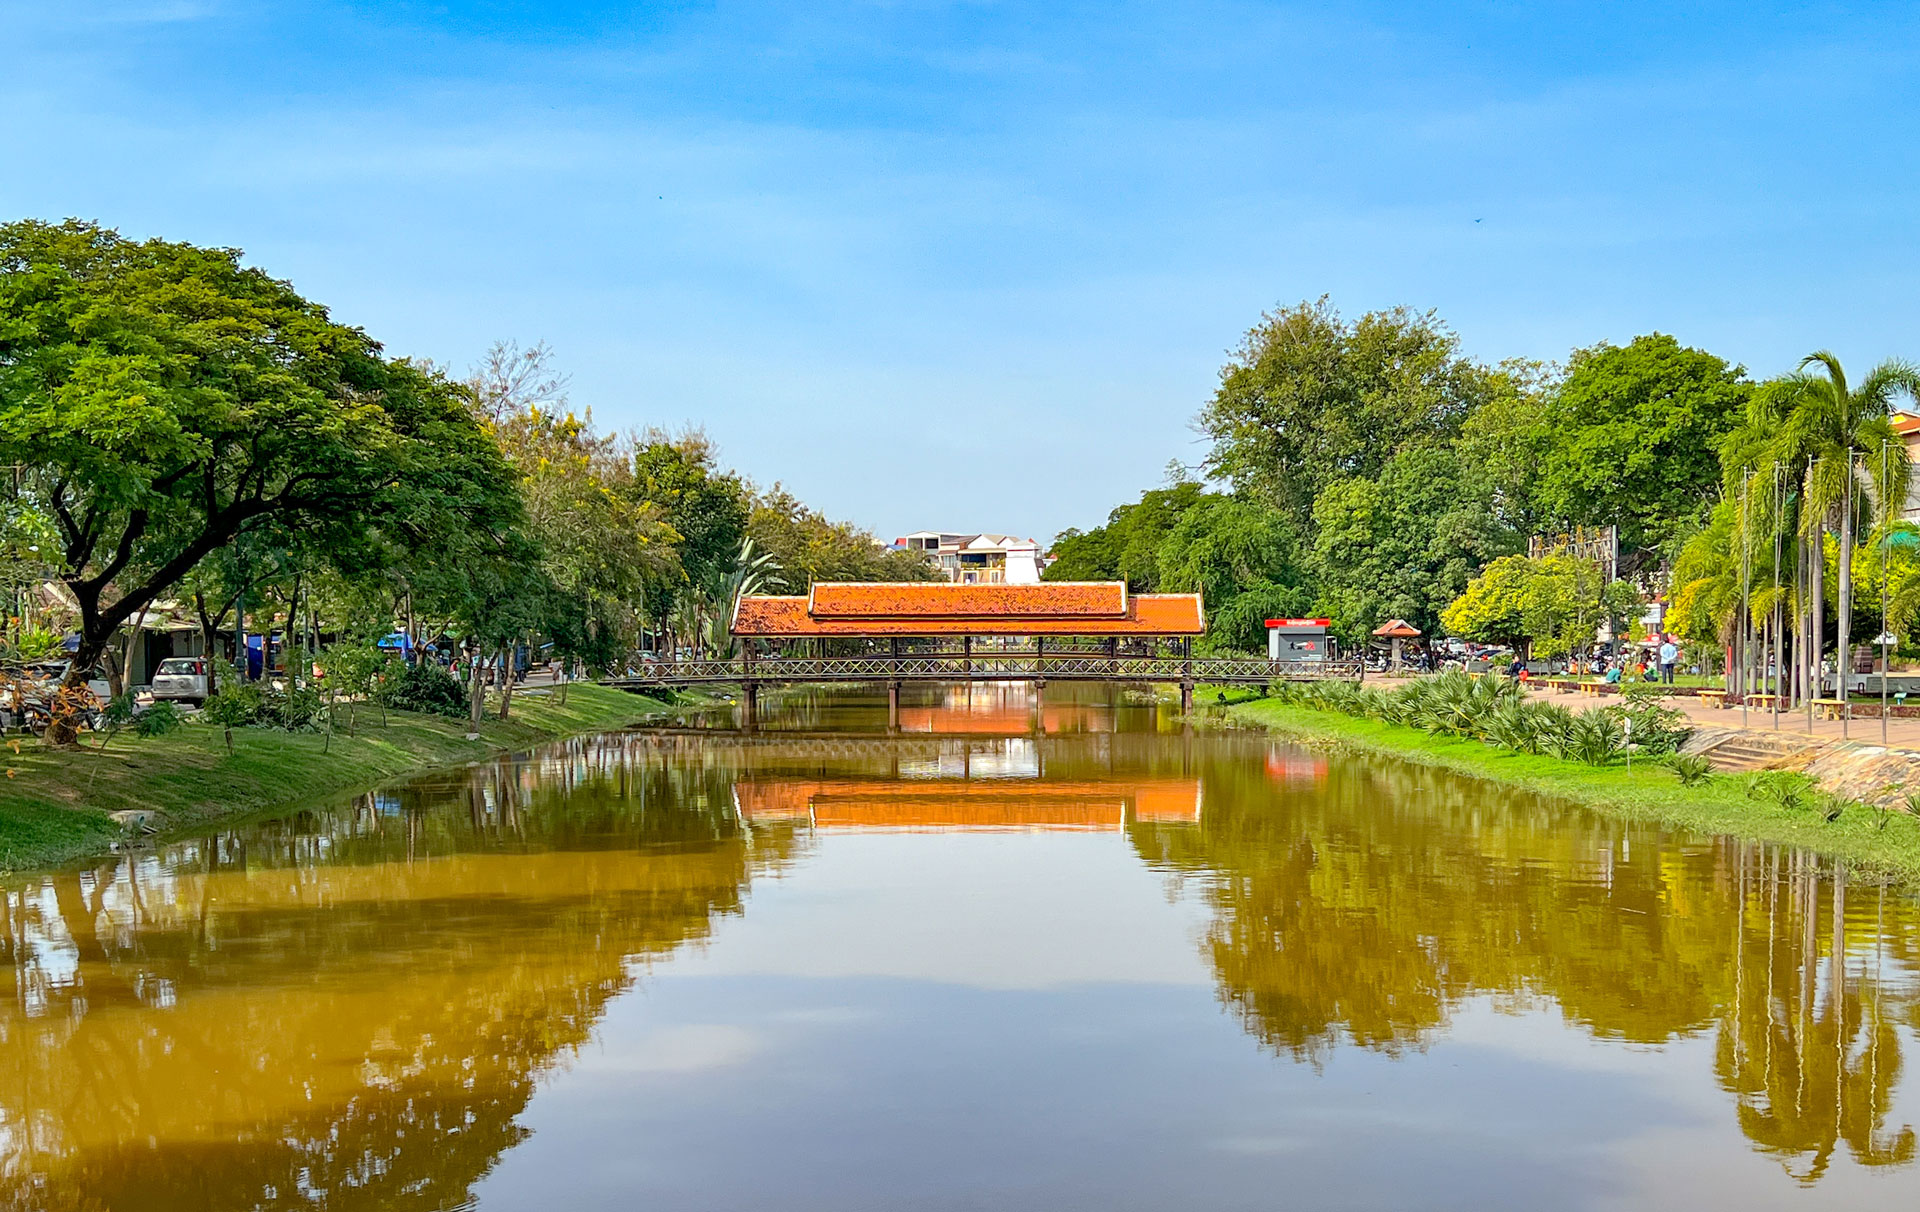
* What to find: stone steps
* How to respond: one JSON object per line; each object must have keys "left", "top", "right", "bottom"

{"left": 1685, "top": 728, "right": 1820, "bottom": 774}
{"left": 1703, "top": 741, "right": 1798, "bottom": 773}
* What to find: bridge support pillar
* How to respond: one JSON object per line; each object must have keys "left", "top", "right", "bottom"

{"left": 1179, "top": 681, "right": 1193, "bottom": 713}
{"left": 742, "top": 682, "right": 759, "bottom": 732}
{"left": 887, "top": 680, "right": 901, "bottom": 731}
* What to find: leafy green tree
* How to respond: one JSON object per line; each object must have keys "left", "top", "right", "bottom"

{"left": 1198, "top": 298, "right": 1506, "bottom": 519}
{"left": 491, "top": 404, "right": 678, "bottom": 672}
{"left": 629, "top": 430, "right": 751, "bottom": 653}
{"left": 1048, "top": 482, "right": 1310, "bottom": 650}
{"left": 1495, "top": 335, "right": 1751, "bottom": 554}
{"left": 0, "top": 219, "right": 517, "bottom": 743}
{"left": 319, "top": 641, "right": 385, "bottom": 735}
{"left": 1310, "top": 445, "right": 1519, "bottom": 643}
{"left": 1043, "top": 480, "right": 1206, "bottom": 589}
{"left": 1153, "top": 494, "right": 1302, "bottom": 606}
{"left": 746, "top": 486, "right": 933, "bottom": 588}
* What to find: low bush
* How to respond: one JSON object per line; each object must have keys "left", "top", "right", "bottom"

{"left": 1270, "top": 669, "right": 1688, "bottom": 769}
{"left": 201, "top": 682, "right": 265, "bottom": 727}
{"left": 1664, "top": 753, "right": 1715, "bottom": 786}
{"left": 377, "top": 661, "right": 468, "bottom": 717}
{"left": 259, "top": 685, "right": 326, "bottom": 731}
{"left": 135, "top": 701, "right": 182, "bottom": 738}
{"left": 200, "top": 680, "right": 325, "bottom": 734}
{"left": 1745, "top": 771, "right": 1818, "bottom": 811}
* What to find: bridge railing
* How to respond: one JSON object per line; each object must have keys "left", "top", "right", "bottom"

{"left": 604, "top": 654, "right": 1362, "bottom": 687}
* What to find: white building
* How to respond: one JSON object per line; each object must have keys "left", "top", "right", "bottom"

{"left": 891, "top": 532, "right": 1046, "bottom": 585}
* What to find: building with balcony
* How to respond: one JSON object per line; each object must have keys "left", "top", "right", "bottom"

{"left": 890, "top": 531, "right": 1046, "bottom": 584}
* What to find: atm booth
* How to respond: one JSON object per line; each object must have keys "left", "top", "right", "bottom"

{"left": 1266, "top": 617, "right": 1332, "bottom": 662}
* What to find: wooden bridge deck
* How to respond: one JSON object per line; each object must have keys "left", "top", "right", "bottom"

{"left": 601, "top": 653, "right": 1363, "bottom": 690}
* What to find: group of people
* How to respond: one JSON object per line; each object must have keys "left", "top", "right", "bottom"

{"left": 1504, "top": 638, "right": 1685, "bottom": 685}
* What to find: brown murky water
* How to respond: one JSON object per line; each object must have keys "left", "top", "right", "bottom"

{"left": 4, "top": 683, "right": 1919, "bottom": 1210}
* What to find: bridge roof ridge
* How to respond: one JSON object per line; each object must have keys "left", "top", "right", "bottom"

{"left": 733, "top": 581, "right": 1203, "bottom": 637}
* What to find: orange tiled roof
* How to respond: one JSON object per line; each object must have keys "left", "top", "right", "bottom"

{"left": 810, "top": 581, "right": 1128, "bottom": 618}
{"left": 733, "top": 582, "right": 1204, "bottom": 636}
{"left": 1894, "top": 412, "right": 1920, "bottom": 437}
{"left": 732, "top": 778, "right": 1201, "bottom": 829}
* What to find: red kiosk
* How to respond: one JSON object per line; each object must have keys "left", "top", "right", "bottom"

{"left": 1265, "top": 617, "right": 1332, "bottom": 662}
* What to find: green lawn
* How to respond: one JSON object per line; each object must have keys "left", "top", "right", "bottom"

{"left": 1211, "top": 693, "right": 1920, "bottom": 884}
{"left": 0, "top": 684, "right": 677, "bottom": 872}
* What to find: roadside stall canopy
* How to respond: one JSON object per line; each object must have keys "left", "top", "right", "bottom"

{"left": 1370, "top": 618, "right": 1422, "bottom": 671}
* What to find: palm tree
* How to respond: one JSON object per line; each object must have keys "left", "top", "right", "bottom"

{"left": 687, "top": 537, "right": 784, "bottom": 659}
{"left": 1755, "top": 354, "right": 1918, "bottom": 706}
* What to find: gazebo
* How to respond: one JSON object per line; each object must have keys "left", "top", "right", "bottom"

{"left": 1371, "top": 618, "right": 1422, "bottom": 673}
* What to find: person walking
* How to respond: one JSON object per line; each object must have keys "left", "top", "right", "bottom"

{"left": 1658, "top": 637, "right": 1678, "bottom": 685}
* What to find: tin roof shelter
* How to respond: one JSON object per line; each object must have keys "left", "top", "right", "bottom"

{"left": 731, "top": 582, "right": 1205, "bottom": 638}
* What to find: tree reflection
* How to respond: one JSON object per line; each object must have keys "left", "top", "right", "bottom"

{"left": 0, "top": 733, "right": 806, "bottom": 1211}
{"left": 1132, "top": 741, "right": 1920, "bottom": 1178}
{"left": 1715, "top": 852, "right": 1917, "bottom": 1181}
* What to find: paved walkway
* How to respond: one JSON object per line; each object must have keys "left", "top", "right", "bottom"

{"left": 1524, "top": 685, "right": 1920, "bottom": 750}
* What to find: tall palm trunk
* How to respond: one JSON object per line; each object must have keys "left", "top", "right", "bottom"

{"left": 1808, "top": 518, "right": 1822, "bottom": 707}
{"left": 1836, "top": 464, "right": 1854, "bottom": 716}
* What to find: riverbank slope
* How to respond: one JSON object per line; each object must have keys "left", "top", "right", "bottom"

{"left": 1222, "top": 695, "right": 1920, "bottom": 883}
{"left": 0, "top": 684, "right": 674, "bottom": 871}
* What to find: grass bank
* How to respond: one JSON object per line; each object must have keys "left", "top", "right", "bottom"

{"left": 0, "top": 683, "right": 678, "bottom": 872}
{"left": 1217, "top": 693, "right": 1920, "bottom": 883}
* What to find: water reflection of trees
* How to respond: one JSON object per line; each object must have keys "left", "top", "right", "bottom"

{"left": 1127, "top": 741, "right": 1920, "bottom": 1179}
{"left": 0, "top": 734, "right": 807, "bottom": 1211}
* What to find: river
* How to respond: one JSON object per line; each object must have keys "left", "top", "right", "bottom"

{"left": 3, "top": 683, "right": 1918, "bottom": 1210}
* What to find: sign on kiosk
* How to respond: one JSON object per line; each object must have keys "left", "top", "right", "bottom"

{"left": 1265, "top": 617, "right": 1332, "bottom": 662}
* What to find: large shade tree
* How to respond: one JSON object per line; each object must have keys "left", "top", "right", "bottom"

{"left": 0, "top": 219, "right": 518, "bottom": 741}
{"left": 1467, "top": 335, "right": 1751, "bottom": 555}
{"left": 1198, "top": 298, "right": 1507, "bottom": 520}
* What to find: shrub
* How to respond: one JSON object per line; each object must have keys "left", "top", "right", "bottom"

{"left": 201, "top": 682, "right": 265, "bottom": 727}
{"left": 1745, "top": 771, "right": 1817, "bottom": 811}
{"left": 1608, "top": 697, "right": 1692, "bottom": 756}
{"left": 135, "top": 701, "right": 182, "bottom": 738}
{"left": 377, "top": 661, "right": 467, "bottom": 717}
{"left": 1664, "top": 753, "right": 1714, "bottom": 786}
{"left": 259, "top": 685, "right": 326, "bottom": 731}
{"left": 1550, "top": 710, "right": 1626, "bottom": 766}
{"left": 200, "top": 683, "right": 263, "bottom": 755}
{"left": 1814, "top": 793, "right": 1853, "bottom": 823}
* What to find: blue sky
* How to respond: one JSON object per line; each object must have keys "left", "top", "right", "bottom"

{"left": 6, "top": 2, "right": 1919, "bottom": 542}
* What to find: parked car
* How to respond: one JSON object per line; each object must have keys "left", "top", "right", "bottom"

{"left": 149, "top": 657, "right": 212, "bottom": 706}
{"left": 1, "top": 661, "right": 111, "bottom": 734}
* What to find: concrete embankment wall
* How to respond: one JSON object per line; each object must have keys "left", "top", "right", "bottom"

{"left": 1684, "top": 727, "right": 1920, "bottom": 806}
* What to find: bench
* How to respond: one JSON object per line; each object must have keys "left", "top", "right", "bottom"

{"left": 1814, "top": 698, "right": 1850, "bottom": 721}
{"left": 1578, "top": 681, "right": 1611, "bottom": 697}
{"left": 1698, "top": 689, "right": 1729, "bottom": 708}
{"left": 1746, "top": 693, "right": 1779, "bottom": 710}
